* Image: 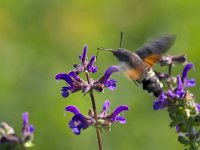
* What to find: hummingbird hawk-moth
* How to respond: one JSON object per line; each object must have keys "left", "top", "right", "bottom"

{"left": 99, "top": 35, "right": 176, "bottom": 97}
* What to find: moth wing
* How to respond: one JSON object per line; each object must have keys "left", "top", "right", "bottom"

{"left": 125, "top": 68, "right": 144, "bottom": 80}
{"left": 136, "top": 35, "right": 176, "bottom": 60}
{"left": 119, "top": 62, "right": 144, "bottom": 80}
{"left": 144, "top": 54, "right": 161, "bottom": 68}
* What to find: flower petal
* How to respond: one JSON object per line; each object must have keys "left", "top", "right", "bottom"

{"left": 61, "top": 87, "right": 71, "bottom": 98}
{"left": 168, "top": 90, "right": 176, "bottom": 98}
{"left": 153, "top": 99, "right": 168, "bottom": 110}
{"left": 72, "top": 128, "right": 81, "bottom": 135}
{"left": 186, "top": 78, "right": 195, "bottom": 87}
{"left": 22, "top": 112, "right": 29, "bottom": 126}
{"left": 69, "top": 120, "right": 76, "bottom": 128}
{"left": 104, "top": 79, "right": 117, "bottom": 91}
{"left": 177, "top": 75, "right": 183, "bottom": 92}
{"left": 181, "top": 63, "right": 195, "bottom": 84}
{"left": 1, "top": 122, "right": 15, "bottom": 135}
{"left": 0, "top": 135, "right": 21, "bottom": 144}
{"left": 176, "top": 75, "right": 185, "bottom": 98}
{"left": 55, "top": 73, "right": 73, "bottom": 86}
{"left": 116, "top": 116, "right": 126, "bottom": 124}
{"left": 72, "top": 114, "right": 86, "bottom": 122}
{"left": 29, "top": 125, "right": 34, "bottom": 133}
{"left": 153, "top": 92, "right": 168, "bottom": 110}
{"left": 65, "top": 105, "right": 81, "bottom": 115}
{"left": 79, "top": 44, "right": 88, "bottom": 65}
{"left": 88, "top": 56, "right": 98, "bottom": 73}
{"left": 196, "top": 103, "right": 200, "bottom": 112}
{"left": 69, "top": 120, "right": 81, "bottom": 135}
{"left": 22, "top": 112, "right": 34, "bottom": 138}
{"left": 69, "top": 114, "right": 89, "bottom": 135}
{"left": 112, "top": 105, "right": 129, "bottom": 119}
{"left": 175, "top": 125, "right": 180, "bottom": 132}
{"left": 104, "top": 66, "right": 120, "bottom": 81}
{"left": 160, "top": 91, "right": 167, "bottom": 100}
{"left": 99, "top": 100, "right": 111, "bottom": 118}
{"left": 102, "top": 100, "right": 111, "bottom": 113}
{"left": 73, "top": 64, "right": 85, "bottom": 74}
{"left": 172, "top": 55, "right": 187, "bottom": 64}
{"left": 68, "top": 71, "right": 80, "bottom": 82}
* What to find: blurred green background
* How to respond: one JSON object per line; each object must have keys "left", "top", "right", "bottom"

{"left": 0, "top": 0, "right": 200, "bottom": 149}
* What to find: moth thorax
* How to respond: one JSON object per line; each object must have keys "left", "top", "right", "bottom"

{"left": 138, "top": 69, "right": 155, "bottom": 82}
{"left": 144, "top": 69, "right": 156, "bottom": 80}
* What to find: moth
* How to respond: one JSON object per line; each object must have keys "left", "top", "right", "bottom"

{"left": 98, "top": 35, "right": 176, "bottom": 97}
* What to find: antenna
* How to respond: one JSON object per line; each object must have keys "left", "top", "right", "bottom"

{"left": 96, "top": 48, "right": 100, "bottom": 60}
{"left": 120, "top": 31, "right": 123, "bottom": 48}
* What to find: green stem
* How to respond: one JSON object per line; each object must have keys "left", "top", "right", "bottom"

{"left": 168, "top": 63, "right": 172, "bottom": 76}
{"left": 85, "top": 71, "right": 103, "bottom": 150}
{"left": 167, "top": 63, "right": 173, "bottom": 90}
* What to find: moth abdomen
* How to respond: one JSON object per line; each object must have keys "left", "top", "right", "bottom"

{"left": 141, "top": 78, "right": 163, "bottom": 97}
{"left": 140, "top": 70, "right": 163, "bottom": 97}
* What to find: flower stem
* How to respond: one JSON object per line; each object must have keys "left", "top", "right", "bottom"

{"left": 20, "top": 144, "right": 26, "bottom": 150}
{"left": 85, "top": 71, "right": 103, "bottom": 150}
{"left": 168, "top": 64, "right": 172, "bottom": 76}
{"left": 167, "top": 64, "right": 173, "bottom": 90}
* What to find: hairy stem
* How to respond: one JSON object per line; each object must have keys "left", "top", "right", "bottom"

{"left": 85, "top": 71, "right": 103, "bottom": 150}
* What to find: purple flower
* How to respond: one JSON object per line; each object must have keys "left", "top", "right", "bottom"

{"left": 65, "top": 106, "right": 94, "bottom": 135}
{"left": 79, "top": 44, "right": 88, "bottom": 66}
{"left": 55, "top": 66, "right": 119, "bottom": 97}
{"left": 0, "top": 122, "right": 20, "bottom": 145}
{"left": 175, "top": 125, "right": 180, "bottom": 132}
{"left": 55, "top": 45, "right": 120, "bottom": 97}
{"left": 74, "top": 44, "right": 98, "bottom": 74}
{"left": 99, "top": 100, "right": 111, "bottom": 118}
{"left": 170, "top": 63, "right": 195, "bottom": 99}
{"left": 22, "top": 112, "right": 34, "bottom": 138}
{"left": 55, "top": 72, "right": 89, "bottom": 98}
{"left": 65, "top": 101, "right": 129, "bottom": 134}
{"left": 99, "top": 100, "right": 129, "bottom": 124}
{"left": 153, "top": 92, "right": 168, "bottom": 110}
{"left": 0, "top": 113, "right": 34, "bottom": 147}
{"left": 93, "top": 66, "right": 120, "bottom": 92}
{"left": 181, "top": 63, "right": 195, "bottom": 88}
{"left": 195, "top": 103, "right": 200, "bottom": 112}
{"left": 55, "top": 73, "right": 73, "bottom": 97}
{"left": 153, "top": 63, "right": 196, "bottom": 110}
{"left": 159, "top": 54, "right": 187, "bottom": 66}
{"left": 175, "top": 75, "right": 186, "bottom": 98}
{"left": 87, "top": 56, "right": 98, "bottom": 73}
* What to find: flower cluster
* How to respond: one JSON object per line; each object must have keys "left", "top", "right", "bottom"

{"left": 153, "top": 62, "right": 200, "bottom": 149}
{"left": 155, "top": 54, "right": 187, "bottom": 84}
{"left": 55, "top": 45, "right": 129, "bottom": 136}
{"left": 74, "top": 44, "right": 98, "bottom": 74}
{"left": 65, "top": 100, "right": 128, "bottom": 135}
{"left": 55, "top": 45, "right": 120, "bottom": 98}
{"left": 22, "top": 112, "right": 35, "bottom": 147}
{"left": 0, "top": 112, "right": 34, "bottom": 149}
{"left": 153, "top": 63, "right": 196, "bottom": 110}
